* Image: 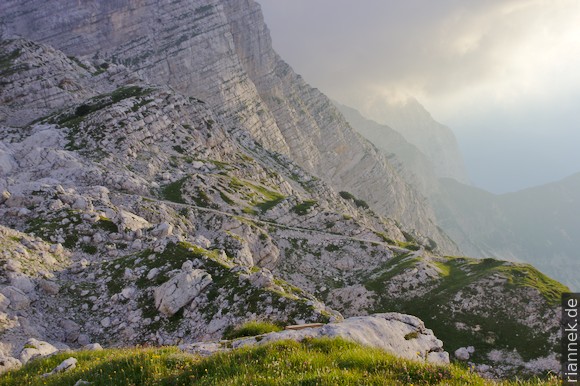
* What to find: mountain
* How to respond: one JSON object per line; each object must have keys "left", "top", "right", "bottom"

{"left": 359, "top": 96, "right": 470, "bottom": 184}
{"left": 0, "top": 1, "right": 568, "bottom": 380}
{"left": 0, "top": 0, "right": 457, "bottom": 254}
{"left": 334, "top": 101, "right": 439, "bottom": 196}
{"left": 433, "top": 173, "right": 580, "bottom": 290}
{"left": 337, "top": 99, "right": 579, "bottom": 291}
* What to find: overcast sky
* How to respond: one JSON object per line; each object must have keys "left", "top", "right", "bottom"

{"left": 258, "top": 0, "right": 580, "bottom": 194}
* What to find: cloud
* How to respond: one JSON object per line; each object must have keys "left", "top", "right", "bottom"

{"left": 258, "top": 0, "right": 580, "bottom": 192}
{"left": 259, "top": 0, "right": 580, "bottom": 118}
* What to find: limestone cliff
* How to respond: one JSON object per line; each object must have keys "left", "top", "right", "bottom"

{"left": 0, "top": 0, "right": 457, "bottom": 253}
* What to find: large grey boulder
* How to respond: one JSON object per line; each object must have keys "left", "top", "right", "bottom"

{"left": 154, "top": 263, "right": 212, "bottom": 317}
{"left": 233, "top": 313, "right": 449, "bottom": 364}
{"left": 19, "top": 338, "right": 59, "bottom": 364}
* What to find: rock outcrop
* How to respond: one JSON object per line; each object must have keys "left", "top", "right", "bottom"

{"left": 182, "top": 313, "right": 449, "bottom": 364}
{"left": 154, "top": 264, "right": 212, "bottom": 317}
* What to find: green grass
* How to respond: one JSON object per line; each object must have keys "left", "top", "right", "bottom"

{"left": 497, "top": 263, "right": 569, "bottom": 306}
{"left": 161, "top": 178, "right": 187, "bottom": 204}
{"left": 227, "top": 176, "right": 286, "bottom": 213}
{"left": 255, "top": 196, "right": 285, "bottom": 213}
{"left": 222, "top": 321, "right": 283, "bottom": 340}
{"left": 396, "top": 240, "right": 421, "bottom": 251}
{"left": 0, "top": 339, "right": 557, "bottom": 386}
{"left": 364, "top": 253, "right": 417, "bottom": 293}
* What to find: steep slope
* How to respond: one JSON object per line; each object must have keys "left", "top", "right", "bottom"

{"left": 359, "top": 96, "right": 469, "bottom": 184}
{"left": 0, "top": 0, "right": 458, "bottom": 254}
{"left": 433, "top": 174, "right": 580, "bottom": 290}
{"left": 0, "top": 38, "right": 566, "bottom": 379}
{"left": 334, "top": 102, "right": 438, "bottom": 195}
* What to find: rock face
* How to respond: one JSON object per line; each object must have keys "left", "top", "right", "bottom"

{"left": 0, "top": 0, "right": 457, "bottom": 254}
{"left": 154, "top": 265, "right": 213, "bottom": 317}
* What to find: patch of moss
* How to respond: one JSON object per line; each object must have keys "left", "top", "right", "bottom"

{"left": 222, "top": 321, "right": 283, "bottom": 340}
{"left": 160, "top": 178, "right": 187, "bottom": 204}
{"left": 111, "top": 86, "right": 152, "bottom": 103}
{"left": 80, "top": 243, "right": 97, "bottom": 254}
{"left": 404, "top": 332, "right": 419, "bottom": 340}
{"left": 291, "top": 200, "right": 317, "bottom": 215}
{"left": 95, "top": 217, "right": 119, "bottom": 233}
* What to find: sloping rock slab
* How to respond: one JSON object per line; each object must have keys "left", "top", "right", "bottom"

{"left": 182, "top": 313, "right": 449, "bottom": 364}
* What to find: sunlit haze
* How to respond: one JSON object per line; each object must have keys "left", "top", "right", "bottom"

{"left": 259, "top": 0, "right": 580, "bottom": 193}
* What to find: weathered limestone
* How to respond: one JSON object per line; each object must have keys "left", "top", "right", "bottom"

{"left": 19, "top": 339, "right": 59, "bottom": 364}
{"left": 183, "top": 313, "right": 449, "bottom": 364}
{"left": 154, "top": 264, "right": 212, "bottom": 317}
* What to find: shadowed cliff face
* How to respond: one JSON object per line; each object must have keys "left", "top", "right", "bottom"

{"left": 0, "top": 0, "right": 458, "bottom": 253}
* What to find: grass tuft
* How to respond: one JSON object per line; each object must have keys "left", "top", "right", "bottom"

{"left": 222, "top": 321, "right": 283, "bottom": 340}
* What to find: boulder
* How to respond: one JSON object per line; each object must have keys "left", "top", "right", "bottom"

{"left": 0, "top": 190, "right": 11, "bottom": 205}
{"left": 116, "top": 210, "right": 151, "bottom": 232}
{"left": 61, "top": 319, "right": 81, "bottom": 343}
{"left": 42, "top": 357, "right": 77, "bottom": 377}
{"left": 72, "top": 196, "right": 91, "bottom": 211}
{"left": 231, "top": 313, "right": 449, "bottom": 364}
{"left": 0, "top": 293, "right": 10, "bottom": 312}
{"left": 77, "top": 334, "right": 91, "bottom": 346}
{"left": 4, "top": 259, "right": 21, "bottom": 272}
{"left": 454, "top": 346, "right": 471, "bottom": 361}
{"left": 154, "top": 268, "right": 212, "bottom": 316}
{"left": 454, "top": 346, "right": 475, "bottom": 361}
{"left": 39, "top": 279, "right": 60, "bottom": 295}
{"left": 151, "top": 222, "right": 173, "bottom": 237}
{"left": 248, "top": 268, "right": 275, "bottom": 289}
{"left": 9, "top": 273, "right": 35, "bottom": 294}
{"left": 1, "top": 286, "right": 30, "bottom": 310}
{"left": 20, "top": 339, "right": 59, "bottom": 364}
{"left": 83, "top": 343, "right": 103, "bottom": 351}
{"left": 0, "top": 355, "right": 21, "bottom": 374}
{"left": 193, "top": 235, "right": 211, "bottom": 249}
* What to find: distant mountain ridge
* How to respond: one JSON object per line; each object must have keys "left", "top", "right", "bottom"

{"left": 359, "top": 96, "right": 470, "bottom": 184}
{"left": 433, "top": 172, "right": 580, "bottom": 290}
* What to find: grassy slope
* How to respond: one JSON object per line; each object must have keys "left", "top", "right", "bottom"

{"left": 364, "top": 255, "right": 568, "bottom": 364}
{"left": 0, "top": 338, "right": 558, "bottom": 386}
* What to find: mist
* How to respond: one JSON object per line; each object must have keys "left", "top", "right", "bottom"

{"left": 258, "top": 0, "right": 580, "bottom": 193}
